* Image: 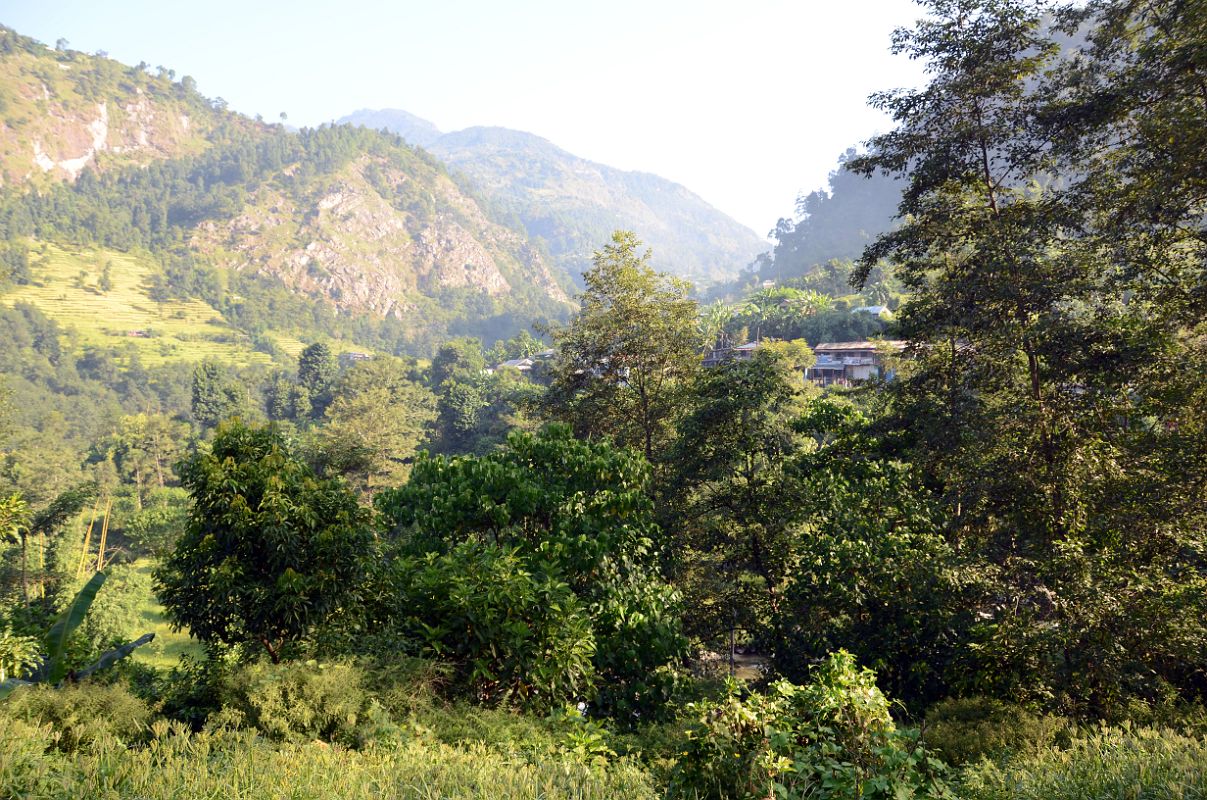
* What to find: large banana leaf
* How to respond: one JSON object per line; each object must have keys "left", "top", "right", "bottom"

{"left": 73, "top": 633, "right": 155, "bottom": 681}
{"left": 43, "top": 572, "right": 106, "bottom": 683}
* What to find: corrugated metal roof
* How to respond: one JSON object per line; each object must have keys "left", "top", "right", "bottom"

{"left": 814, "top": 340, "right": 907, "bottom": 352}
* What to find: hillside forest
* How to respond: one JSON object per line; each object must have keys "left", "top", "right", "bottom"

{"left": 1, "top": 1, "right": 1206, "bottom": 799}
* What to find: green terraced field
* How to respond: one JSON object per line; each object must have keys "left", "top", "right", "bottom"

{"left": 1, "top": 242, "right": 273, "bottom": 367}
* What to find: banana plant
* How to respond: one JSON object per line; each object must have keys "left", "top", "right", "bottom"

{"left": 0, "top": 571, "right": 155, "bottom": 699}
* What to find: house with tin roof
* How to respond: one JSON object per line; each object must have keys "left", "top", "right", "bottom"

{"left": 807, "top": 340, "right": 906, "bottom": 386}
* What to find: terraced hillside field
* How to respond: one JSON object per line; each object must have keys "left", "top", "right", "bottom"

{"left": 1, "top": 242, "right": 286, "bottom": 366}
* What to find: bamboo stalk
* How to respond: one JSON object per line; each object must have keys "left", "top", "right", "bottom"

{"left": 38, "top": 531, "right": 45, "bottom": 599}
{"left": 77, "top": 498, "right": 100, "bottom": 578}
{"left": 96, "top": 497, "right": 112, "bottom": 572}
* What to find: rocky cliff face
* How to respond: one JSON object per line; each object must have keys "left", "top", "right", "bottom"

{"left": 0, "top": 27, "right": 572, "bottom": 333}
{"left": 192, "top": 156, "right": 568, "bottom": 319}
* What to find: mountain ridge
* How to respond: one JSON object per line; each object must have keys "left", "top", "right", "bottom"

{"left": 338, "top": 109, "right": 767, "bottom": 287}
{"left": 0, "top": 27, "right": 572, "bottom": 356}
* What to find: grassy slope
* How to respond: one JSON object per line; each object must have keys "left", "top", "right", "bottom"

{"left": 0, "top": 241, "right": 326, "bottom": 366}
{"left": 127, "top": 560, "right": 201, "bottom": 670}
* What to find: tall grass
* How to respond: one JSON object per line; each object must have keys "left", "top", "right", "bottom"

{"left": 959, "top": 725, "right": 1207, "bottom": 800}
{"left": 0, "top": 716, "right": 658, "bottom": 800}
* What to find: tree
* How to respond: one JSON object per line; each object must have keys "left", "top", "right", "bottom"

{"left": 94, "top": 413, "right": 189, "bottom": 507}
{"left": 668, "top": 342, "right": 814, "bottom": 646}
{"left": 2, "top": 485, "right": 93, "bottom": 607}
{"left": 0, "top": 493, "right": 29, "bottom": 602}
{"left": 545, "top": 231, "right": 700, "bottom": 464}
{"left": 486, "top": 329, "right": 545, "bottom": 364}
{"left": 845, "top": 0, "right": 1207, "bottom": 711}
{"left": 773, "top": 399, "right": 967, "bottom": 708}
{"left": 123, "top": 487, "right": 189, "bottom": 559}
{"left": 313, "top": 357, "right": 436, "bottom": 493}
{"left": 699, "top": 301, "right": 736, "bottom": 352}
{"left": 296, "top": 342, "right": 338, "bottom": 419}
{"left": 377, "top": 425, "right": 685, "bottom": 717}
{"left": 156, "top": 421, "right": 373, "bottom": 662}
{"left": 388, "top": 542, "right": 596, "bottom": 709}
{"left": 429, "top": 337, "right": 486, "bottom": 388}
{"left": 191, "top": 361, "right": 244, "bottom": 430}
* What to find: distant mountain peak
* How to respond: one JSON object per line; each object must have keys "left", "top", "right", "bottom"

{"left": 339, "top": 109, "right": 767, "bottom": 287}
{"left": 338, "top": 108, "right": 443, "bottom": 148}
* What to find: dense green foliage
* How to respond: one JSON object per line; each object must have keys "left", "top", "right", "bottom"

{"left": 156, "top": 422, "right": 373, "bottom": 662}
{"left": 670, "top": 652, "right": 950, "bottom": 800}
{"left": 386, "top": 543, "right": 597, "bottom": 708}
{"left": 2, "top": 1, "right": 1207, "bottom": 797}
{"left": 545, "top": 231, "right": 700, "bottom": 464}
{"left": 667, "top": 342, "right": 813, "bottom": 644}
{"left": 842, "top": 0, "right": 1207, "bottom": 713}
{"left": 377, "top": 425, "right": 685, "bottom": 717}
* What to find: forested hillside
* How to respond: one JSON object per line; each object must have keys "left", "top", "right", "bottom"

{"left": 340, "top": 109, "right": 768, "bottom": 286}
{"left": 0, "top": 26, "right": 573, "bottom": 359}
{"left": 760, "top": 148, "right": 902, "bottom": 283}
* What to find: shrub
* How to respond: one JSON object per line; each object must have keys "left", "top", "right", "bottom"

{"left": 959, "top": 725, "right": 1207, "bottom": 800}
{"left": 152, "top": 653, "right": 229, "bottom": 730}
{"left": 922, "top": 697, "right": 1069, "bottom": 766}
{"left": 0, "top": 716, "right": 659, "bottom": 799}
{"left": 0, "top": 681, "right": 150, "bottom": 751}
{"left": 217, "top": 659, "right": 393, "bottom": 746}
{"left": 670, "top": 651, "right": 951, "bottom": 800}
{"left": 390, "top": 542, "right": 597, "bottom": 710}
{"left": 377, "top": 425, "right": 686, "bottom": 718}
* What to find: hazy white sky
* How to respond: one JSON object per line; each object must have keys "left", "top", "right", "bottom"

{"left": 5, "top": 0, "right": 929, "bottom": 236}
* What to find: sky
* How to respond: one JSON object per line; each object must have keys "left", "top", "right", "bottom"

{"left": 3, "top": 0, "right": 929, "bottom": 237}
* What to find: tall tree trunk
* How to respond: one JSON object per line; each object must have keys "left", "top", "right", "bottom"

{"left": 20, "top": 534, "right": 28, "bottom": 605}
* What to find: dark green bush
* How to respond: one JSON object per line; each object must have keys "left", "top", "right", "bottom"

{"left": 389, "top": 542, "right": 597, "bottom": 710}
{"left": 922, "top": 697, "right": 1069, "bottom": 766}
{"left": 376, "top": 426, "right": 686, "bottom": 718}
{"left": 669, "top": 651, "right": 951, "bottom": 800}
{"left": 0, "top": 681, "right": 150, "bottom": 751}
{"left": 152, "top": 653, "right": 228, "bottom": 730}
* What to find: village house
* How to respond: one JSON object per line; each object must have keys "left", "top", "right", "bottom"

{"left": 338, "top": 351, "right": 373, "bottom": 368}
{"left": 488, "top": 348, "right": 555, "bottom": 375}
{"left": 701, "top": 341, "right": 761, "bottom": 368}
{"left": 806, "top": 340, "right": 906, "bottom": 386}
